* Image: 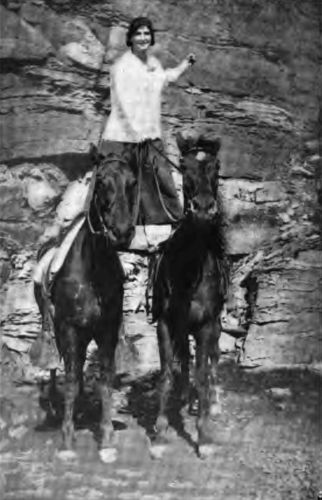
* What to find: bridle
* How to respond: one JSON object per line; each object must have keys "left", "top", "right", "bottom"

{"left": 87, "top": 191, "right": 111, "bottom": 237}
{"left": 86, "top": 159, "right": 139, "bottom": 243}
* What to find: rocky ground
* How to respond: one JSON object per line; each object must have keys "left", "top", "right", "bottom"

{"left": 0, "top": 337, "right": 321, "bottom": 500}
{"left": 1, "top": 0, "right": 321, "bottom": 370}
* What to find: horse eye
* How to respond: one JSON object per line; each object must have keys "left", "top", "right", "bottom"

{"left": 192, "top": 199, "right": 200, "bottom": 210}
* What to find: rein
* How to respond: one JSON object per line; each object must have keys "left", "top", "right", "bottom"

{"left": 151, "top": 155, "right": 180, "bottom": 224}
{"left": 86, "top": 193, "right": 110, "bottom": 238}
{"left": 134, "top": 140, "right": 180, "bottom": 225}
{"left": 133, "top": 143, "right": 144, "bottom": 227}
{"left": 149, "top": 141, "right": 209, "bottom": 170}
{"left": 149, "top": 141, "right": 214, "bottom": 222}
{"left": 147, "top": 140, "right": 183, "bottom": 224}
{"left": 149, "top": 140, "right": 182, "bottom": 172}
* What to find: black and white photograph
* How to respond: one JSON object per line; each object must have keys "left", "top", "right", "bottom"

{"left": 0, "top": 1, "right": 321, "bottom": 499}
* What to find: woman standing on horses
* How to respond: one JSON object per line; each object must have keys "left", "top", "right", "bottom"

{"left": 99, "top": 16, "right": 196, "bottom": 229}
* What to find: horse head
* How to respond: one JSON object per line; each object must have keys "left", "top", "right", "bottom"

{"left": 89, "top": 144, "right": 137, "bottom": 248}
{"left": 176, "top": 133, "right": 221, "bottom": 222}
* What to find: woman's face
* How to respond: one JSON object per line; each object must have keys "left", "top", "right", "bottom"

{"left": 131, "top": 25, "right": 152, "bottom": 54}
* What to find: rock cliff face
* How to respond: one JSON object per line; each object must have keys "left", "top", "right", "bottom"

{"left": 1, "top": 0, "right": 321, "bottom": 375}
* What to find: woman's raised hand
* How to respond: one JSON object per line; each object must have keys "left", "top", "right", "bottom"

{"left": 186, "top": 53, "right": 196, "bottom": 65}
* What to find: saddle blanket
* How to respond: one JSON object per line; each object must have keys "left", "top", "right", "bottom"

{"left": 33, "top": 221, "right": 172, "bottom": 286}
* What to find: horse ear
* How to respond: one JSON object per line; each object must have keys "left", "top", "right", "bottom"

{"left": 212, "top": 138, "right": 221, "bottom": 156}
{"left": 89, "top": 143, "right": 99, "bottom": 163}
{"left": 89, "top": 143, "right": 104, "bottom": 166}
{"left": 176, "top": 132, "right": 191, "bottom": 154}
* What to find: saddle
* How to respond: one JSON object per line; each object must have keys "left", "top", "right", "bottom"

{"left": 34, "top": 218, "right": 172, "bottom": 291}
{"left": 33, "top": 216, "right": 86, "bottom": 288}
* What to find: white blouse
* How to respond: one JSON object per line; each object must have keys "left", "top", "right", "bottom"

{"left": 102, "top": 50, "right": 181, "bottom": 143}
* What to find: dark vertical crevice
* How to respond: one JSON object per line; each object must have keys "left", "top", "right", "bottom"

{"left": 236, "top": 272, "right": 259, "bottom": 364}
{"left": 241, "top": 272, "right": 259, "bottom": 331}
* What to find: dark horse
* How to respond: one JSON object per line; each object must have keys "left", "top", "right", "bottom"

{"left": 33, "top": 145, "right": 137, "bottom": 461}
{"left": 151, "top": 133, "right": 229, "bottom": 459}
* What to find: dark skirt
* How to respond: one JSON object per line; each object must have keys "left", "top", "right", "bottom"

{"left": 99, "top": 139, "right": 183, "bottom": 225}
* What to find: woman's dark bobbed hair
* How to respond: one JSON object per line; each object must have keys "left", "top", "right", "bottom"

{"left": 126, "top": 17, "right": 155, "bottom": 47}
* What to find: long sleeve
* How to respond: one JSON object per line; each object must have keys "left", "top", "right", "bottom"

{"left": 164, "top": 59, "right": 190, "bottom": 84}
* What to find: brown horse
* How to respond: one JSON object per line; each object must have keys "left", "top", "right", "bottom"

{"left": 33, "top": 144, "right": 137, "bottom": 461}
{"left": 151, "top": 133, "right": 229, "bottom": 458}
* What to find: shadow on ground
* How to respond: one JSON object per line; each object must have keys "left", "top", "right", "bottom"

{"left": 34, "top": 358, "right": 321, "bottom": 454}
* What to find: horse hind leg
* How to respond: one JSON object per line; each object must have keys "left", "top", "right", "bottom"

{"left": 209, "top": 318, "right": 222, "bottom": 419}
{"left": 97, "top": 334, "right": 118, "bottom": 464}
{"left": 176, "top": 333, "right": 190, "bottom": 407}
{"left": 59, "top": 325, "right": 82, "bottom": 453}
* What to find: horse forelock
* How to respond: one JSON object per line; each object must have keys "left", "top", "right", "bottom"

{"left": 181, "top": 143, "right": 220, "bottom": 180}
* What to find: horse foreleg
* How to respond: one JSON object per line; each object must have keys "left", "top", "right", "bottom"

{"left": 151, "top": 316, "right": 174, "bottom": 459}
{"left": 209, "top": 318, "right": 222, "bottom": 419}
{"left": 195, "top": 325, "right": 215, "bottom": 458}
{"left": 179, "top": 338, "right": 190, "bottom": 406}
{"left": 98, "top": 341, "right": 117, "bottom": 463}
{"left": 76, "top": 344, "right": 87, "bottom": 398}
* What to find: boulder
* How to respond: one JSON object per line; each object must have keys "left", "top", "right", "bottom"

{"left": 24, "top": 170, "right": 59, "bottom": 212}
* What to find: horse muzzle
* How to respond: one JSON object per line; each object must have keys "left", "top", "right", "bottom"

{"left": 108, "top": 225, "right": 135, "bottom": 249}
{"left": 189, "top": 197, "right": 218, "bottom": 220}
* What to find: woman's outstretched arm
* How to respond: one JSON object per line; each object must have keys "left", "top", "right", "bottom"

{"left": 165, "top": 53, "right": 196, "bottom": 83}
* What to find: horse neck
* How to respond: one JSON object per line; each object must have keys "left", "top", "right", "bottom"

{"left": 165, "top": 215, "right": 228, "bottom": 296}
{"left": 176, "top": 215, "right": 225, "bottom": 260}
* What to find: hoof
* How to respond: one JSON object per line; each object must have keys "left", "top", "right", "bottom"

{"left": 56, "top": 449, "right": 77, "bottom": 461}
{"left": 150, "top": 443, "right": 168, "bottom": 460}
{"left": 198, "top": 444, "right": 216, "bottom": 460}
{"left": 99, "top": 447, "right": 118, "bottom": 463}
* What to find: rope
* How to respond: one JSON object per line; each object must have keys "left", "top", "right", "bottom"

{"left": 151, "top": 154, "right": 181, "bottom": 223}
{"left": 149, "top": 140, "right": 182, "bottom": 172}
{"left": 132, "top": 143, "right": 144, "bottom": 226}
{"left": 136, "top": 140, "right": 182, "bottom": 225}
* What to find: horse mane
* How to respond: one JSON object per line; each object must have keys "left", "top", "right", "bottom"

{"left": 169, "top": 209, "right": 228, "bottom": 293}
